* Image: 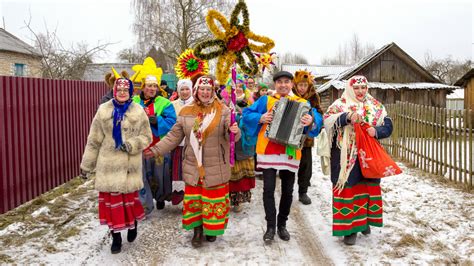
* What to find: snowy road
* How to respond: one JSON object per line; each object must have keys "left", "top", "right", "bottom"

{"left": 1, "top": 147, "right": 473, "bottom": 265}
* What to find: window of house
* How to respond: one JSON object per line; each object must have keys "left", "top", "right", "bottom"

{"left": 14, "top": 63, "right": 25, "bottom": 76}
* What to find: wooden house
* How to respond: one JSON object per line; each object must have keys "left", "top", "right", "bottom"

{"left": 316, "top": 42, "right": 459, "bottom": 110}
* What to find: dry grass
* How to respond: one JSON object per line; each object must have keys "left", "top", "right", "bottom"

{"left": 396, "top": 233, "right": 425, "bottom": 249}
{"left": 56, "top": 226, "right": 81, "bottom": 242}
{"left": 0, "top": 177, "right": 87, "bottom": 230}
{"left": 0, "top": 253, "right": 14, "bottom": 263}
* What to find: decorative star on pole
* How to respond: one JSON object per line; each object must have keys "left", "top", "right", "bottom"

{"left": 255, "top": 52, "right": 277, "bottom": 74}
{"left": 175, "top": 49, "right": 209, "bottom": 80}
{"left": 194, "top": 0, "right": 275, "bottom": 84}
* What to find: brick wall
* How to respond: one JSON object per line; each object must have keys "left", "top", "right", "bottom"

{"left": 0, "top": 51, "right": 42, "bottom": 77}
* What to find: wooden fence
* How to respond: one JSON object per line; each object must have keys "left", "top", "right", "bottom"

{"left": 382, "top": 101, "right": 473, "bottom": 189}
{"left": 0, "top": 76, "right": 108, "bottom": 214}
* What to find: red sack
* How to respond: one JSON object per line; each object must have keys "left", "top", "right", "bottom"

{"left": 354, "top": 123, "right": 402, "bottom": 178}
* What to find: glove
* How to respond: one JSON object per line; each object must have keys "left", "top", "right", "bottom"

{"left": 120, "top": 142, "right": 132, "bottom": 153}
{"left": 79, "top": 169, "right": 89, "bottom": 179}
{"left": 148, "top": 116, "right": 158, "bottom": 125}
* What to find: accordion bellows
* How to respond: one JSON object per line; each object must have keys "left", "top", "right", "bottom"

{"left": 265, "top": 97, "right": 311, "bottom": 149}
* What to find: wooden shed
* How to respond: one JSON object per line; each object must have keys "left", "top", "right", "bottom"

{"left": 454, "top": 68, "right": 474, "bottom": 111}
{"left": 316, "top": 42, "right": 459, "bottom": 110}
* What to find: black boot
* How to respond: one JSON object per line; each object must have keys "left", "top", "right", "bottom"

{"left": 263, "top": 226, "right": 275, "bottom": 243}
{"left": 191, "top": 225, "right": 203, "bottom": 248}
{"left": 361, "top": 226, "right": 371, "bottom": 235}
{"left": 127, "top": 220, "right": 138, "bottom": 243}
{"left": 205, "top": 235, "right": 217, "bottom": 242}
{"left": 343, "top": 233, "right": 357, "bottom": 245}
{"left": 111, "top": 232, "right": 122, "bottom": 254}
{"left": 299, "top": 193, "right": 312, "bottom": 205}
{"left": 277, "top": 226, "right": 291, "bottom": 241}
{"left": 156, "top": 201, "right": 165, "bottom": 210}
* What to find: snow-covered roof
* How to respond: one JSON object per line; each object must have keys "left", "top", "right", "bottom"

{"left": 329, "top": 42, "right": 439, "bottom": 83}
{"left": 281, "top": 64, "right": 350, "bottom": 79}
{"left": 447, "top": 89, "right": 464, "bottom": 99}
{"left": 82, "top": 63, "right": 136, "bottom": 81}
{"left": 317, "top": 79, "right": 459, "bottom": 93}
{"left": 0, "top": 28, "right": 42, "bottom": 57}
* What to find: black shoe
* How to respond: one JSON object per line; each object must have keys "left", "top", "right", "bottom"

{"left": 111, "top": 232, "right": 122, "bottom": 254}
{"left": 299, "top": 193, "right": 312, "bottom": 205}
{"left": 361, "top": 226, "right": 371, "bottom": 235}
{"left": 277, "top": 226, "right": 290, "bottom": 241}
{"left": 343, "top": 233, "right": 357, "bottom": 245}
{"left": 263, "top": 227, "right": 275, "bottom": 242}
{"left": 127, "top": 221, "right": 138, "bottom": 243}
{"left": 191, "top": 226, "right": 203, "bottom": 248}
{"left": 156, "top": 201, "right": 165, "bottom": 210}
{"left": 205, "top": 235, "right": 217, "bottom": 242}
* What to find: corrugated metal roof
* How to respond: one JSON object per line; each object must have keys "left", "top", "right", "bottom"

{"left": 317, "top": 79, "right": 459, "bottom": 93}
{"left": 0, "top": 28, "right": 42, "bottom": 57}
{"left": 82, "top": 63, "right": 136, "bottom": 81}
{"left": 281, "top": 64, "right": 350, "bottom": 78}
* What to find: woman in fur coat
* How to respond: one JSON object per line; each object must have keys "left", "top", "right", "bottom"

{"left": 80, "top": 77, "right": 152, "bottom": 254}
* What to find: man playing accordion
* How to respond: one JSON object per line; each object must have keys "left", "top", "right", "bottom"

{"left": 242, "top": 71, "right": 323, "bottom": 243}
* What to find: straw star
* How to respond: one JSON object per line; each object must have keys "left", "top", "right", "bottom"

{"left": 194, "top": 0, "right": 274, "bottom": 84}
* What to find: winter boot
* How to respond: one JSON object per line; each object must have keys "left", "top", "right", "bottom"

{"left": 299, "top": 193, "right": 312, "bottom": 205}
{"left": 127, "top": 220, "right": 138, "bottom": 243}
{"left": 361, "top": 226, "right": 371, "bottom": 235}
{"left": 277, "top": 226, "right": 291, "bottom": 241}
{"left": 191, "top": 225, "right": 203, "bottom": 248}
{"left": 156, "top": 201, "right": 165, "bottom": 210}
{"left": 343, "top": 233, "right": 357, "bottom": 245}
{"left": 205, "top": 235, "right": 217, "bottom": 242}
{"left": 263, "top": 226, "right": 275, "bottom": 243}
{"left": 111, "top": 231, "right": 122, "bottom": 254}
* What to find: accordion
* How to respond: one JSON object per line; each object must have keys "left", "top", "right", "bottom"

{"left": 265, "top": 97, "right": 311, "bottom": 149}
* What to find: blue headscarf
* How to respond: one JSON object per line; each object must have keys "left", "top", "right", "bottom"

{"left": 112, "top": 78, "right": 134, "bottom": 149}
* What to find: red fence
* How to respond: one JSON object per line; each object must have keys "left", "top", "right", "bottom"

{"left": 0, "top": 76, "right": 108, "bottom": 214}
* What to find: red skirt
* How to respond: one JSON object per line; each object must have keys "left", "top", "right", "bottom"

{"left": 98, "top": 191, "right": 145, "bottom": 232}
{"left": 171, "top": 146, "right": 183, "bottom": 181}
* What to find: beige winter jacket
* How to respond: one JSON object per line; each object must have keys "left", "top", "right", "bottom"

{"left": 150, "top": 102, "right": 241, "bottom": 188}
{"left": 80, "top": 101, "right": 152, "bottom": 193}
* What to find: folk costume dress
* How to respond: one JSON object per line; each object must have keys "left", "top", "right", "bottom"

{"left": 242, "top": 93, "right": 323, "bottom": 228}
{"left": 220, "top": 76, "right": 256, "bottom": 207}
{"left": 150, "top": 77, "right": 240, "bottom": 236}
{"left": 133, "top": 90, "right": 177, "bottom": 214}
{"left": 169, "top": 79, "right": 194, "bottom": 204}
{"left": 80, "top": 78, "right": 152, "bottom": 232}
{"left": 324, "top": 75, "right": 393, "bottom": 237}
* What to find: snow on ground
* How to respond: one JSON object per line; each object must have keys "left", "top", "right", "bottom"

{"left": 0, "top": 148, "right": 473, "bottom": 265}
{"left": 307, "top": 148, "right": 474, "bottom": 265}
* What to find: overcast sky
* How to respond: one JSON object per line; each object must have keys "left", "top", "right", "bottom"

{"left": 1, "top": 0, "right": 472, "bottom": 65}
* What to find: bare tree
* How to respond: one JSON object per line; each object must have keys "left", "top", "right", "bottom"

{"left": 423, "top": 51, "right": 471, "bottom": 84}
{"left": 131, "top": 0, "right": 235, "bottom": 65}
{"left": 117, "top": 48, "right": 143, "bottom": 63}
{"left": 24, "top": 18, "right": 111, "bottom": 80}
{"left": 322, "top": 33, "right": 375, "bottom": 65}
{"left": 276, "top": 52, "right": 309, "bottom": 69}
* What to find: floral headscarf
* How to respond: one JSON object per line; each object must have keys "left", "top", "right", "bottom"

{"left": 323, "top": 75, "right": 387, "bottom": 192}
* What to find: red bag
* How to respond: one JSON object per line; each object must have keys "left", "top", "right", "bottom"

{"left": 354, "top": 123, "right": 402, "bottom": 178}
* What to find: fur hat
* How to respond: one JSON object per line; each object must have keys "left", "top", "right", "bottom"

{"left": 105, "top": 70, "right": 129, "bottom": 90}
{"left": 294, "top": 70, "right": 314, "bottom": 85}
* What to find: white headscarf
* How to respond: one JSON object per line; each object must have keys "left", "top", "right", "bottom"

{"left": 177, "top": 79, "right": 193, "bottom": 105}
{"left": 323, "top": 75, "right": 387, "bottom": 192}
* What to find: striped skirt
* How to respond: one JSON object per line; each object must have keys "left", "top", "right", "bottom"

{"left": 332, "top": 182, "right": 383, "bottom": 236}
{"left": 98, "top": 191, "right": 145, "bottom": 232}
{"left": 182, "top": 182, "right": 230, "bottom": 236}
